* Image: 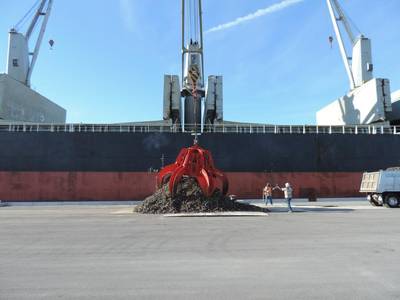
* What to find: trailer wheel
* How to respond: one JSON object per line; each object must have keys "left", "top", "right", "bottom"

{"left": 384, "top": 194, "right": 400, "bottom": 208}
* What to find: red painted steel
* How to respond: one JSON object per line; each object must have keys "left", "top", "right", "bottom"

{"left": 0, "top": 172, "right": 157, "bottom": 201}
{"left": 0, "top": 172, "right": 363, "bottom": 201}
{"left": 225, "top": 172, "right": 363, "bottom": 198}
{"left": 157, "top": 144, "right": 228, "bottom": 197}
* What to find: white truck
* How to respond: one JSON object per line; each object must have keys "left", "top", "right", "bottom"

{"left": 360, "top": 168, "right": 400, "bottom": 208}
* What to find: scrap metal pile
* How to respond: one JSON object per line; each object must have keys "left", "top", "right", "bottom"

{"left": 134, "top": 177, "right": 265, "bottom": 214}
{"left": 135, "top": 144, "right": 265, "bottom": 214}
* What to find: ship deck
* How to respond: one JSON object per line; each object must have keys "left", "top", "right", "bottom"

{"left": 0, "top": 122, "right": 399, "bottom": 135}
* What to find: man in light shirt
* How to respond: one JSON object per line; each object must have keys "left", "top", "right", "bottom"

{"left": 276, "top": 183, "right": 294, "bottom": 213}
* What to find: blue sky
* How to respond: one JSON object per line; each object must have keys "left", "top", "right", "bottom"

{"left": 0, "top": 0, "right": 399, "bottom": 124}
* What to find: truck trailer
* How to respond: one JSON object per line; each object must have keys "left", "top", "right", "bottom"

{"left": 360, "top": 168, "right": 400, "bottom": 208}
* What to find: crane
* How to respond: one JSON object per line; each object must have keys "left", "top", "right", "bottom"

{"left": 181, "top": 0, "right": 205, "bottom": 131}
{"left": 163, "top": 0, "right": 223, "bottom": 132}
{"left": 326, "top": 0, "right": 373, "bottom": 91}
{"left": 6, "top": 0, "right": 53, "bottom": 87}
{"left": 1, "top": 0, "right": 65, "bottom": 124}
{"left": 317, "top": 0, "right": 392, "bottom": 125}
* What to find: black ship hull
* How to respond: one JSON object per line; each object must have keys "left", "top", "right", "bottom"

{"left": 0, "top": 131, "right": 398, "bottom": 201}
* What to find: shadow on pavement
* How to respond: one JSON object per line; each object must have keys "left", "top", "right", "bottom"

{"left": 268, "top": 207, "right": 354, "bottom": 213}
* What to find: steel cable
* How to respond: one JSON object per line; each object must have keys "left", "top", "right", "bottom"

{"left": 14, "top": 0, "right": 41, "bottom": 31}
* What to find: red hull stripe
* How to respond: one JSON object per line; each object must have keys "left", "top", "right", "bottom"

{"left": 0, "top": 172, "right": 363, "bottom": 201}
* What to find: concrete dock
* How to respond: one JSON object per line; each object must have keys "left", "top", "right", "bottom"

{"left": 0, "top": 200, "right": 399, "bottom": 299}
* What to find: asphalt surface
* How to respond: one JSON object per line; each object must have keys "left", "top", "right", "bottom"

{"left": 0, "top": 201, "right": 400, "bottom": 300}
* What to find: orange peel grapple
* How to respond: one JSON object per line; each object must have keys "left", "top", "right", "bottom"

{"left": 156, "top": 144, "right": 229, "bottom": 197}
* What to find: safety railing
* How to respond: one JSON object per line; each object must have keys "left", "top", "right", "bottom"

{"left": 0, "top": 123, "right": 399, "bottom": 135}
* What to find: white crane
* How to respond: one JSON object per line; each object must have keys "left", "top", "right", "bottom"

{"left": 326, "top": 0, "right": 373, "bottom": 91}
{"left": 1, "top": 0, "right": 65, "bottom": 124}
{"left": 317, "top": 0, "right": 392, "bottom": 125}
{"left": 6, "top": 0, "right": 53, "bottom": 87}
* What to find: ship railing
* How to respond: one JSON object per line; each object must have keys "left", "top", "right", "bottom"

{"left": 0, "top": 123, "right": 400, "bottom": 135}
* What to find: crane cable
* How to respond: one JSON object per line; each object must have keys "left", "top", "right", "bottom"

{"left": 185, "top": 0, "right": 189, "bottom": 44}
{"left": 188, "top": 0, "right": 193, "bottom": 42}
{"left": 338, "top": 2, "right": 362, "bottom": 38}
{"left": 14, "top": 0, "right": 41, "bottom": 32}
{"left": 194, "top": 0, "right": 198, "bottom": 43}
{"left": 347, "top": 15, "right": 362, "bottom": 37}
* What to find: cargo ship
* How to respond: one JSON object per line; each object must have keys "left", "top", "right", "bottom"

{"left": 0, "top": 123, "right": 399, "bottom": 201}
{"left": 0, "top": 0, "right": 399, "bottom": 201}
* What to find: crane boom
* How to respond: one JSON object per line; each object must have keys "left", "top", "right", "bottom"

{"left": 330, "top": 0, "right": 355, "bottom": 43}
{"left": 326, "top": 0, "right": 355, "bottom": 90}
{"left": 26, "top": 0, "right": 48, "bottom": 39}
{"left": 26, "top": 0, "right": 53, "bottom": 87}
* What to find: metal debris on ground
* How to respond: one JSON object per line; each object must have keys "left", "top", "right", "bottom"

{"left": 134, "top": 177, "right": 266, "bottom": 214}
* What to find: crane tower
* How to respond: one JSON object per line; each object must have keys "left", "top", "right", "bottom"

{"left": 163, "top": 0, "right": 223, "bottom": 131}
{"left": 181, "top": 0, "right": 205, "bottom": 130}
{"left": 7, "top": 0, "right": 53, "bottom": 87}
{"left": 1, "top": 0, "right": 66, "bottom": 123}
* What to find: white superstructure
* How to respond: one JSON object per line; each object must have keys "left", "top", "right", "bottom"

{"left": 0, "top": 74, "right": 65, "bottom": 123}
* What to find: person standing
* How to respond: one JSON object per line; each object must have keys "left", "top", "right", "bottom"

{"left": 263, "top": 183, "right": 273, "bottom": 206}
{"left": 276, "top": 183, "right": 294, "bottom": 212}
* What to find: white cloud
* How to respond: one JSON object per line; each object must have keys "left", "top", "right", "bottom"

{"left": 205, "top": 0, "right": 304, "bottom": 34}
{"left": 119, "top": 0, "right": 136, "bottom": 32}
